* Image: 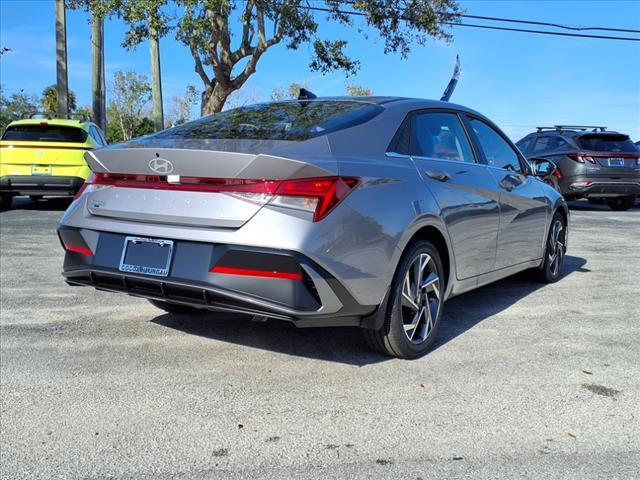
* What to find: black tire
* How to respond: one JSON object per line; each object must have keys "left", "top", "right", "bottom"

{"left": 606, "top": 196, "right": 635, "bottom": 211}
{"left": 363, "top": 240, "right": 445, "bottom": 359}
{"left": 535, "top": 212, "right": 567, "bottom": 283}
{"left": 0, "top": 193, "right": 13, "bottom": 209}
{"left": 148, "top": 299, "right": 201, "bottom": 314}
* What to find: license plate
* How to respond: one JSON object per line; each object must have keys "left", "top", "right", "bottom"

{"left": 608, "top": 158, "right": 625, "bottom": 167}
{"left": 119, "top": 237, "right": 174, "bottom": 277}
{"left": 31, "top": 165, "right": 52, "bottom": 175}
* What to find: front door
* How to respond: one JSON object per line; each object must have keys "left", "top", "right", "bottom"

{"left": 465, "top": 117, "right": 548, "bottom": 269}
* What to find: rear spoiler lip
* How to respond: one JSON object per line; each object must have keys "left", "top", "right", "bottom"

{"left": 83, "top": 146, "right": 338, "bottom": 179}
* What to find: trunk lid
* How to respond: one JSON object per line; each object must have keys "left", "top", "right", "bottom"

{"left": 82, "top": 138, "right": 338, "bottom": 229}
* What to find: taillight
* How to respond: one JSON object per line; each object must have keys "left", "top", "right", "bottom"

{"left": 567, "top": 153, "right": 595, "bottom": 164}
{"left": 79, "top": 173, "right": 360, "bottom": 222}
{"left": 72, "top": 172, "right": 97, "bottom": 201}
{"left": 553, "top": 168, "right": 563, "bottom": 180}
{"left": 271, "top": 177, "right": 360, "bottom": 221}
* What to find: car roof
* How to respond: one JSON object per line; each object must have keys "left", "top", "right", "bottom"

{"left": 271, "top": 96, "right": 488, "bottom": 121}
{"left": 7, "top": 118, "right": 93, "bottom": 130}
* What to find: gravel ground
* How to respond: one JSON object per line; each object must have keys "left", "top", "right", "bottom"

{"left": 1, "top": 197, "right": 639, "bottom": 479}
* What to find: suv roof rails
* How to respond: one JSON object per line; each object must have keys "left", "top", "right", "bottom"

{"left": 536, "top": 125, "right": 607, "bottom": 133}
{"left": 24, "top": 112, "right": 91, "bottom": 122}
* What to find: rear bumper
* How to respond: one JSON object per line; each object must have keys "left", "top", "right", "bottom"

{"left": 560, "top": 177, "right": 640, "bottom": 198}
{"left": 0, "top": 175, "right": 85, "bottom": 196}
{"left": 59, "top": 226, "right": 377, "bottom": 328}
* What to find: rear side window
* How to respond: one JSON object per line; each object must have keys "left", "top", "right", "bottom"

{"left": 410, "top": 112, "right": 476, "bottom": 163}
{"left": 577, "top": 134, "right": 637, "bottom": 153}
{"left": 152, "top": 101, "right": 383, "bottom": 141}
{"left": 1, "top": 125, "right": 88, "bottom": 143}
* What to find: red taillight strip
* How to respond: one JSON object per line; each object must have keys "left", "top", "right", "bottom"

{"left": 65, "top": 244, "right": 93, "bottom": 256}
{"left": 211, "top": 265, "right": 303, "bottom": 281}
{"left": 82, "top": 173, "right": 360, "bottom": 222}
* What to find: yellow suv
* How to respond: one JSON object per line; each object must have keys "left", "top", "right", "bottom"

{"left": 0, "top": 115, "right": 107, "bottom": 207}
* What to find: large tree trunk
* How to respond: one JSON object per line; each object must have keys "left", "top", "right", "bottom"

{"left": 149, "top": 28, "right": 164, "bottom": 131}
{"left": 91, "top": 15, "right": 106, "bottom": 131}
{"left": 55, "top": 0, "right": 69, "bottom": 118}
{"left": 201, "top": 83, "right": 234, "bottom": 115}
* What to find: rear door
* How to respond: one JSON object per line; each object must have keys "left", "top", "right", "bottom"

{"left": 407, "top": 111, "right": 500, "bottom": 279}
{"left": 465, "top": 116, "right": 548, "bottom": 269}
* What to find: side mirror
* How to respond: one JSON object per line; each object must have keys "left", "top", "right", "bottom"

{"left": 529, "top": 157, "right": 557, "bottom": 178}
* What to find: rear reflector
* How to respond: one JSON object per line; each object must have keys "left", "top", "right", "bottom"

{"left": 64, "top": 244, "right": 93, "bottom": 256}
{"left": 80, "top": 173, "right": 360, "bottom": 222}
{"left": 211, "top": 265, "right": 303, "bottom": 281}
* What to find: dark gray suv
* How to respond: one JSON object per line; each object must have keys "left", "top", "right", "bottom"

{"left": 516, "top": 126, "right": 640, "bottom": 210}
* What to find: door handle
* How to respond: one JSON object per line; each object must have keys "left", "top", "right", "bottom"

{"left": 499, "top": 175, "right": 520, "bottom": 192}
{"left": 425, "top": 170, "right": 451, "bottom": 182}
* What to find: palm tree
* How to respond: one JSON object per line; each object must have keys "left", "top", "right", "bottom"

{"left": 91, "top": 14, "right": 106, "bottom": 130}
{"left": 42, "top": 85, "right": 77, "bottom": 117}
{"left": 55, "top": 0, "right": 69, "bottom": 117}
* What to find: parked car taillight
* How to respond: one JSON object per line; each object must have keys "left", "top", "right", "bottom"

{"left": 567, "top": 153, "right": 596, "bottom": 164}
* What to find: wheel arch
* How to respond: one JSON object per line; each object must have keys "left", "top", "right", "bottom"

{"left": 360, "top": 219, "right": 455, "bottom": 331}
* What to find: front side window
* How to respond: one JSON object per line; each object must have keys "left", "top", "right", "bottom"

{"left": 1, "top": 125, "right": 88, "bottom": 143}
{"left": 410, "top": 112, "right": 476, "bottom": 163}
{"left": 532, "top": 136, "right": 552, "bottom": 154}
{"left": 516, "top": 137, "right": 532, "bottom": 154}
{"left": 151, "top": 101, "right": 383, "bottom": 142}
{"left": 469, "top": 118, "right": 522, "bottom": 172}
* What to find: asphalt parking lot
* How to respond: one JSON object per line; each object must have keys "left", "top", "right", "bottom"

{"left": 1, "top": 197, "right": 639, "bottom": 479}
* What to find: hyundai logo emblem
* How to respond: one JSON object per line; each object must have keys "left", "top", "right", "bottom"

{"left": 149, "top": 157, "right": 174, "bottom": 174}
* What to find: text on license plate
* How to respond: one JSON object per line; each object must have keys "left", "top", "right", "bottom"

{"left": 119, "top": 237, "right": 174, "bottom": 277}
{"left": 608, "top": 158, "right": 625, "bottom": 167}
{"left": 31, "top": 165, "right": 52, "bottom": 175}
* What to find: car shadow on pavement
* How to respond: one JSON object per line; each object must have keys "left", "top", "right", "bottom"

{"left": 152, "top": 255, "right": 588, "bottom": 366}
{"left": 431, "top": 254, "right": 588, "bottom": 353}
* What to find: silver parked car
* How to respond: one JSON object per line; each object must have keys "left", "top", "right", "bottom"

{"left": 58, "top": 97, "right": 569, "bottom": 358}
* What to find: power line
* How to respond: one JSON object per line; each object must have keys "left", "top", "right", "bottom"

{"left": 460, "top": 14, "right": 640, "bottom": 34}
{"left": 339, "top": 0, "right": 640, "bottom": 34}
{"left": 300, "top": 5, "right": 640, "bottom": 42}
{"left": 443, "top": 21, "right": 640, "bottom": 42}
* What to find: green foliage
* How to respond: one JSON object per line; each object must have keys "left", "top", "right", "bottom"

{"left": 41, "top": 85, "right": 77, "bottom": 116}
{"left": 69, "top": 0, "right": 461, "bottom": 113}
{"left": 344, "top": 82, "right": 374, "bottom": 96}
{"left": 175, "top": 0, "right": 460, "bottom": 113}
{"left": 0, "top": 86, "right": 39, "bottom": 132}
{"left": 270, "top": 82, "right": 307, "bottom": 102}
{"left": 107, "top": 70, "right": 152, "bottom": 141}
{"left": 168, "top": 84, "right": 199, "bottom": 126}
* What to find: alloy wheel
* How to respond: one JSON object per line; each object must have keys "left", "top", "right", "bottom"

{"left": 547, "top": 219, "right": 565, "bottom": 277}
{"left": 400, "top": 253, "right": 441, "bottom": 344}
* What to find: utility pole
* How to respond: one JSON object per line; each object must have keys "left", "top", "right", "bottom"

{"left": 91, "top": 15, "right": 106, "bottom": 130}
{"left": 55, "top": 0, "right": 69, "bottom": 117}
{"left": 149, "top": 27, "right": 164, "bottom": 131}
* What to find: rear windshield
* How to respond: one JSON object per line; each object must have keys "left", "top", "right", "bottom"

{"left": 153, "top": 101, "right": 384, "bottom": 141}
{"left": 577, "top": 134, "right": 637, "bottom": 153}
{"left": 1, "top": 125, "right": 88, "bottom": 143}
